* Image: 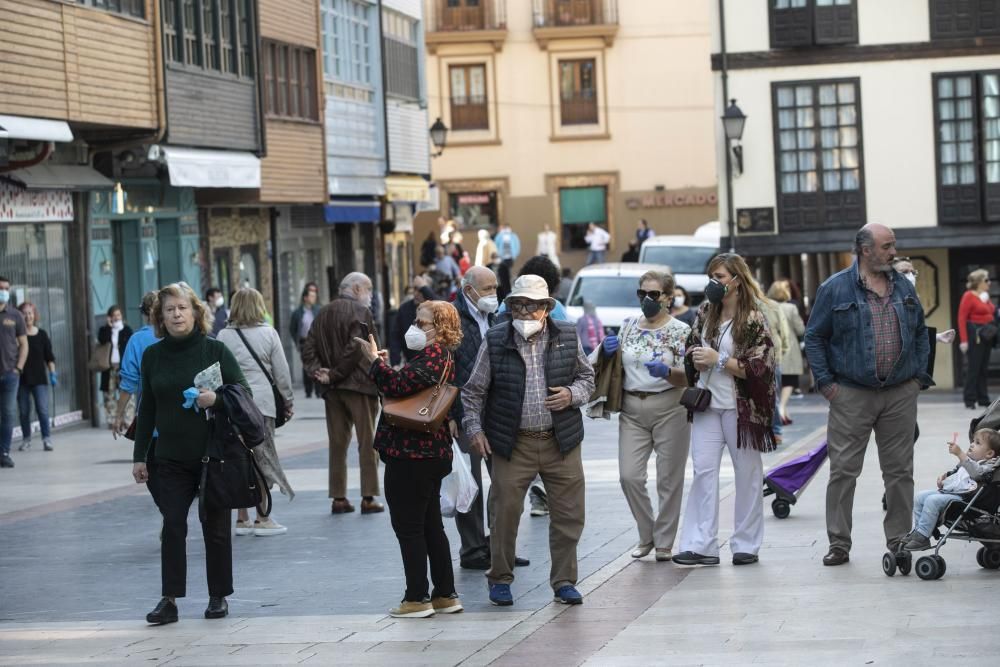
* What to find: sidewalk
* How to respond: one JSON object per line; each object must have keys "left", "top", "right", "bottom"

{"left": 0, "top": 390, "right": 996, "bottom": 665}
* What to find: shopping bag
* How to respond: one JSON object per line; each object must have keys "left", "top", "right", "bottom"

{"left": 440, "top": 441, "right": 479, "bottom": 518}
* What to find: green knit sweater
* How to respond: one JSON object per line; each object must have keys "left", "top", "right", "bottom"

{"left": 132, "top": 330, "right": 250, "bottom": 463}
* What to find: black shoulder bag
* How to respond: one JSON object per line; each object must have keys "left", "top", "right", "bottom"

{"left": 680, "top": 321, "right": 733, "bottom": 413}
{"left": 235, "top": 328, "right": 289, "bottom": 428}
{"left": 199, "top": 414, "right": 272, "bottom": 521}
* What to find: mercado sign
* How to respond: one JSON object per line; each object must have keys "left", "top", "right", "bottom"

{"left": 625, "top": 188, "right": 717, "bottom": 209}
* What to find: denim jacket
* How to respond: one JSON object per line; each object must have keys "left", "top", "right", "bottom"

{"left": 804, "top": 261, "right": 932, "bottom": 391}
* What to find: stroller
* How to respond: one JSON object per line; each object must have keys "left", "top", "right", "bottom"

{"left": 763, "top": 440, "right": 829, "bottom": 519}
{"left": 882, "top": 399, "right": 1000, "bottom": 579}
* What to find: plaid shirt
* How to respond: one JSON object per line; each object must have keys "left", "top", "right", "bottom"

{"left": 862, "top": 275, "right": 902, "bottom": 381}
{"left": 462, "top": 324, "right": 595, "bottom": 436}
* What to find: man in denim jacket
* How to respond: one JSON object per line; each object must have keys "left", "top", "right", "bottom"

{"left": 805, "top": 223, "right": 932, "bottom": 567}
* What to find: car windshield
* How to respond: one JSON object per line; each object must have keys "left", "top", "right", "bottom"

{"left": 568, "top": 276, "right": 638, "bottom": 308}
{"left": 640, "top": 245, "right": 717, "bottom": 274}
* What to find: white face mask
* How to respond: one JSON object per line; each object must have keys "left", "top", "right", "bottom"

{"left": 214, "top": 296, "right": 224, "bottom": 309}
{"left": 474, "top": 291, "right": 499, "bottom": 314}
{"left": 672, "top": 296, "right": 685, "bottom": 308}
{"left": 404, "top": 325, "right": 431, "bottom": 351}
{"left": 980, "top": 291, "right": 991, "bottom": 303}
{"left": 513, "top": 318, "right": 543, "bottom": 339}
{"left": 903, "top": 273, "right": 917, "bottom": 286}
{"left": 112, "top": 320, "right": 124, "bottom": 331}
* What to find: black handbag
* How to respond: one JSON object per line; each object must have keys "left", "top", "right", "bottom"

{"left": 680, "top": 321, "right": 733, "bottom": 414}
{"left": 198, "top": 416, "right": 272, "bottom": 521}
{"left": 978, "top": 322, "right": 998, "bottom": 344}
{"left": 235, "top": 328, "right": 288, "bottom": 428}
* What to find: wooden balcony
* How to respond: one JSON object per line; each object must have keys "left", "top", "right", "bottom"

{"left": 426, "top": 0, "right": 508, "bottom": 54}
{"left": 532, "top": 0, "right": 619, "bottom": 48}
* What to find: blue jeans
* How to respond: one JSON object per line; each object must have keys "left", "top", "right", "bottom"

{"left": 587, "top": 250, "right": 606, "bottom": 265}
{"left": 0, "top": 371, "right": 19, "bottom": 455}
{"left": 913, "top": 489, "right": 963, "bottom": 537}
{"left": 18, "top": 383, "right": 51, "bottom": 441}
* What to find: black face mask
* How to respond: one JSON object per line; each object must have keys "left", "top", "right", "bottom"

{"left": 641, "top": 296, "right": 663, "bottom": 319}
{"left": 704, "top": 279, "right": 729, "bottom": 305}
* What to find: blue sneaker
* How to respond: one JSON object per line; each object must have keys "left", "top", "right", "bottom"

{"left": 489, "top": 583, "right": 513, "bottom": 606}
{"left": 554, "top": 585, "right": 583, "bottom": 605}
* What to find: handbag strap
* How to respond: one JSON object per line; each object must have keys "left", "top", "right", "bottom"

{"left": 700, "top": 320, "right": 734, "bottom": 385}
{"left": 235, "top": 328, "right": 279, "bottom": 392}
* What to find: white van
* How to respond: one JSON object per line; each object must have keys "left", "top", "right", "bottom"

{"left": 637, "top": 222, "right": 720, "bottom": 303}
{"left": 564, "top": 262, "right": 673, "bottom": 333}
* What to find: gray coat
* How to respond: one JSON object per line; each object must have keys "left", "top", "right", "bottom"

{"left": 778, "top": 301, "right": 805, "bottom": 376}
{"left": 217, "top": 325, "right": 294, "bottom": 419}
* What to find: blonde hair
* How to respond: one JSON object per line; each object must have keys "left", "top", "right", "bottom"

{"left": 228, "top": 288, "right": 267, "bottom": 328}
{"left": 967, "top": 269, "right": 989, "bottom": 291}
{"left": 151, "top": 282, "right": 212, "bottom": 338}
{"left": 767, "top": 281, "right": 791, "bottom": 302}
{"left": 704, "top": 253, "right": 767, "bottom": 351}
{"left": 419, "top": 301, "right": 463, "bottom": 350}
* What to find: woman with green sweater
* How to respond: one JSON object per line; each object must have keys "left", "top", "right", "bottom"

{"left": 131, "top": 283, "right": 250, "bottom": 626}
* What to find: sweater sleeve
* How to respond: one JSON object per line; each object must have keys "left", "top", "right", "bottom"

{"left": 269, "top": 329, "right": 295, "bottom": 404}
{"left": 958, "top": 291, "right": 973, "bottom": 344}
{"left": 216, "top": 344, "right": 251, "bottom": 406}
{"left": 41, "top": 330, "right": 55, "bottom": 364}
{"left": 960, "top": 457, "right": 998, "bottom": 482}
{"left": 132, "top": 353, "right": 156, "bottom": 463}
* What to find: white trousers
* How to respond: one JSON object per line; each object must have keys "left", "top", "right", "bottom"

{"left": 678, "top": 408, "right": 764, "bottom": 556}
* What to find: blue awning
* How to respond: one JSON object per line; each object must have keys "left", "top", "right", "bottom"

{"left": 324, "top": 200, "right": 381, "bottom": 224}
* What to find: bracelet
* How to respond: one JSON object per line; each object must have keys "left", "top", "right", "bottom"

{"left": 715, "top": 352, "right": 730, "bottom": 372}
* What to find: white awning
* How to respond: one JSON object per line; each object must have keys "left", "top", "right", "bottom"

{"left": 159, "top": 146, "right": 261, "bottom": 188}
{"left": 0, "top": 114, "right": 73, "bottom": 142}
{"left": 3, "top": 164, "right": 113, "bottom": 190}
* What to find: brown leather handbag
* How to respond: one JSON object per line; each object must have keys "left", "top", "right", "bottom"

{"left": 382, "top": 356, "right": 458, "bottom": 434}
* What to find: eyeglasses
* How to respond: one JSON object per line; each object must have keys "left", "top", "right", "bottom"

{"left": 636, "top": 290, "right": 664, "bottom": 301}
{"left": 508, "top": 301, "right": 546, "bottom": 314}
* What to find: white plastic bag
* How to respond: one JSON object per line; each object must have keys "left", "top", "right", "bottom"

{"left": 440, "top": 441, "right": 479, "bottom": 518}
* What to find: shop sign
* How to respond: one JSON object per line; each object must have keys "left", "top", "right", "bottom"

{"left": 457, "top": 193, "right": 491, "bottom": 205}
{"left": 736, "top": 207, "right": 776, "bottom": 235}
{"left": 625, "top": 188, "right": 717, "bottom": 209}
{"left": 0, "top": 181, "right": 73, "bottom": 222}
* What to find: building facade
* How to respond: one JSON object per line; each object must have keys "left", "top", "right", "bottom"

{"left": 712, "top": 0, "right": 1000, "bottom": 389}
{"left": 418, "top": 0, "right": 718, "bottom": 274}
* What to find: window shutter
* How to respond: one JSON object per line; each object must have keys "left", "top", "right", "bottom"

{"left": 930, "top": 0, "right": 977, "bottom": 38}
{"left": 770, "top": 4, "right": 813, "bottom": 48}
{"left": 814, "top": 2, "right": 858, "bottom": 45}
{"left": 977, "top": 0, "right": 1000, "bottom": 36}
{"left": 560, "top": 187, "right": 607, "bottom": 224}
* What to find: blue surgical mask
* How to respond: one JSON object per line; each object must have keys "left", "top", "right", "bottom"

{"left": 0, "top": 290, "right": 9, "bottom": 303}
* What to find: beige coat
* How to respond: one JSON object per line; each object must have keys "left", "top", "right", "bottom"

{"left": 217, "top": 325, "right": 294, "bottom": 419}
{"left": 778, "top": 301, "right": 805, "bottom": 376}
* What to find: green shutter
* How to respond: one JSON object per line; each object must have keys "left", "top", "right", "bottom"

{"left": 559, "top": 187, "right": 607, "bottom": 225}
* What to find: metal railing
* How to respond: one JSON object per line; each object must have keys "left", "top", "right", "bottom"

{"left": 560, "top": 94, "right": 598, "bottom": 125}
{"left": 533, "top": 0, "right": 618, "bottom": 27}
{"left": 427, "top": 0, "right": 507, "bottom": 32}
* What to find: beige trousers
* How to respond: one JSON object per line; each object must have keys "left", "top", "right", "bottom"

{"left": 489, "top": 434, "right": 585, "bottom": 591}
{"left": 323, "top": 389, "right": 380, "bottom": 498}
{"left": 618, "top": 389, "right": 691, "bottom": 549}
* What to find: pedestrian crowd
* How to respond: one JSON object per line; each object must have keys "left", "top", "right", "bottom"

{"left": 0, "top": 218, "right": 997, "bottom": 624}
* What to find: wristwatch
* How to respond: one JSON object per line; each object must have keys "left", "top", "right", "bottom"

{"left": 715, "top": 352, "right": 730, "bottom": 372}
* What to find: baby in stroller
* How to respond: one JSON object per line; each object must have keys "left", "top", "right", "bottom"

{"left": 903, "top": 428, "right": 1000, "bottom": 551}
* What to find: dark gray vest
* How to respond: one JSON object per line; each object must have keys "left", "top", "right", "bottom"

{"left": 483, "top": 318, "right": 585, "bottom": 460}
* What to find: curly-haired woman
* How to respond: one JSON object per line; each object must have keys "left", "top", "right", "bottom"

{"left": 673, "top": 254, "right": 777, "bottom": 568}
{"left": 356, "top": 300, "right": 463, "bottom": 618}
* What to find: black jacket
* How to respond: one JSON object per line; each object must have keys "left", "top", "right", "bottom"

{"left": 97, "top": 324, "right": 133, "bottom": 392}
{"left": 208, "top": 383, "right": 268, "bottom": 457}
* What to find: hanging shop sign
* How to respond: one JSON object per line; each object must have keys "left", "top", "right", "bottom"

{"left": 0, "top": 181, "right": 73, "bottom": 223}
{"left": 625, "top": 188, "right": 718, "bottom": 210}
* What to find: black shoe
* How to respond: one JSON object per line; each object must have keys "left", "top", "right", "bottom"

{"left": 0, "top": 454, "right": 14, "bottom": 468}
{"left": 979, "top": 400, "right": 991, "bottom": 407}
{"left": 460, "top": 554, "right": 491, "bottom": 570}
{"left": 205, "top": 596, "right": 228, "bottom": 619}
{"left": 671, "top": 551, "right": 720, "bottom": 566}
{"left": 966, "top": 403, "right": 978, "bottom": 410}
{"left": 732, "top": 553, "right": 759, "bottom": 565}
{"left": 514, "top": 556, "right": 530, "bottom": 567}
{"left": 822, "top": 548, "right": 850, "bottom": 566}
{"left": 146, "top": 597, "right": 178, "bottom": 625}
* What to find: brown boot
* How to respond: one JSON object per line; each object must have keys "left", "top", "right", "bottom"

{"left": 331, "top": 498, "right": 355, "bottom": 514}
{"left": 360, "top": 497, "right": 384, "bottom": 514}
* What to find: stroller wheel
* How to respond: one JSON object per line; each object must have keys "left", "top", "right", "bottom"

{"left": 881, "top": 552, "right": 896, "bottom": 577}
{"left": 934, "top": 556, "right": 946, "bottom": 578}
{"left": 977, "top": 547, "right": 987, "bottom": 568}
{"left": 984, "top": 548, "right": 1000, "bottom": 570}
{"left": 772, "top": 499, "right": 791, "bottom": 519}
{"left": 915, "top": 556, "right": 940, "bottom": 580}
{"left": 897, "top": 550, "right": 912, "bottom": 576}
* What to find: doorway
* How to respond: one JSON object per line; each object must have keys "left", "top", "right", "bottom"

{"left": 949, "top": 247, "right": 1000, "bottom": 388}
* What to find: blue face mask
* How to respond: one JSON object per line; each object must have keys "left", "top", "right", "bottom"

{"left": 0, "top": 290, "right": 9, "bottom": 303}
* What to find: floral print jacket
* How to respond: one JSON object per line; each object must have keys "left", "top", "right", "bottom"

{"left": 684, "top": 302, "right": 777, "bottom": 453}
{"left": 369, "top": 343, "right": 455, "bottom": 460}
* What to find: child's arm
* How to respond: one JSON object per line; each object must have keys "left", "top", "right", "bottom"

{"left": 937, "top": 472, "right": 946, "bottom": 490}
{"left": 948, "top": 441, "right": 968, "bottom": 463}
{"left": 959, "top": 457, "right": 998, "bottom": 482}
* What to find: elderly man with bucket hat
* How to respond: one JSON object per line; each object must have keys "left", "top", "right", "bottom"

{"left": 462, "top": 274, "right": 595, "bottom": 607}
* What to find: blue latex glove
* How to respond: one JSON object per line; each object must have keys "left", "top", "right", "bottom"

{"left": 49, "top": 371, "right": 58, "bottom": 387}
{"left": 644, "top": 361, "right": 671, "bottom": 378}
{"left": 603, "top": 335, "right": 619, "bottom": 354}
{"left": 182, "top": 387, "right": 201, "bottom": 413}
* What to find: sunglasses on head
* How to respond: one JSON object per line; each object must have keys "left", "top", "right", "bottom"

{"left": 636, "top": 289, "right": 665, "bottom": 301}
{"left": 509, "top": 301, "right": 545, "bottom": 314}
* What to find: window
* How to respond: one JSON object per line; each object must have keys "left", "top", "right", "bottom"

{"left": 449, "top": 64, "right": 488, "bottom": 130}
{"left": 770, "top": 0, "right": 857, "bottom": 49}
{"left": 438, "top": 0, "right": 485, "bottom": 31}
{"left": 262, "top": 41, "right": 320, "bottom": 121}
{"left": 930, "top": 0, "right": 1000, "bottom": 39}
{"left": 934, "top": 72, "right": 1000, "bottom": 224}
{"left": 383, "top": 9, "right": 420, "bottom": 99}
{"left": 559, "top": 59, "right": 598, "bottom": 126}
{"left": 448, "top": 191, "right": 497, "bottom": 230}
{"left": 164, "top": 0, "right": 254, "bottom": 78}
{"left": 559, "top": 186, "right": 606, "bottom": 250}
{"left": 320, "top": 0, "right": 373, "bottom": 86}
{"left": 772, "top": 79, "right": 865, "bottom": 230}
{"left": 77, "top": 0, "right": 145, "bottom": 18}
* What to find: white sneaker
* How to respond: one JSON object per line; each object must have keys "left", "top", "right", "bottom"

{"left": 631, "top": 543, "right": 653, "bottom": 558}
{"left": 253, "top": 518, "right": 288, "bottom": 536}
{"left": 235, "top": 520, "right": 254, "bottom": 536}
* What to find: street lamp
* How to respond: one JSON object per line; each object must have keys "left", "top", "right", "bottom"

{"left": 430, "top": 117, "right": 448, "bottom": 158}
{"left": 721, "top": 98, "right": 746, "bottom": 253}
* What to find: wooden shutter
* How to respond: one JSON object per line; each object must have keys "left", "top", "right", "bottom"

{"left": 814, "top": 2, "right": 858, "bottom": 45}
{"left": 770, "top": 3, "right": 812, "bottom": 48}
{"left": 978, "top": 0, "right": 1000, "bottom": 36}
{"left": 930, "top": 0, "right": 977, "bottom": 38}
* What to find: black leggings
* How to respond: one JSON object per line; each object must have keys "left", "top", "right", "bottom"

{"left": 964, "top": 323, "right": 993, "bottom": 407}
{"left": 383, "top": 456, "right": 455, "bottom": 602}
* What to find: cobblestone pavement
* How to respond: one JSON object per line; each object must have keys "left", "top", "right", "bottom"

{"left": 0, "top": 390, "right": 996, "bottom": 666}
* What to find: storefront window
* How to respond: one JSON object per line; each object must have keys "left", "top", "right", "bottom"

{"left": 449, "top": 191, "right": 497, "bottom": 231}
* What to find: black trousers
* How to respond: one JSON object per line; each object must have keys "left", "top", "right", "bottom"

{"left": 964, "top": 323, "right": 993, "bottom": 407}
{"left": 383, "top": 456, "right": 455, "bottom": 602}
{"left": 299, "top": 341, "right": 315, "bottom": 397}
{"left": 152, "top": 458, "right": 233, "bottom": 599}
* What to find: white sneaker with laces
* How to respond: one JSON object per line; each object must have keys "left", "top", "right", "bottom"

{"left": 235, "top": 520, "right": 254, "bottom": 536}
{"left": 253, "top": 518, "right": 288, "bottom": 536}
